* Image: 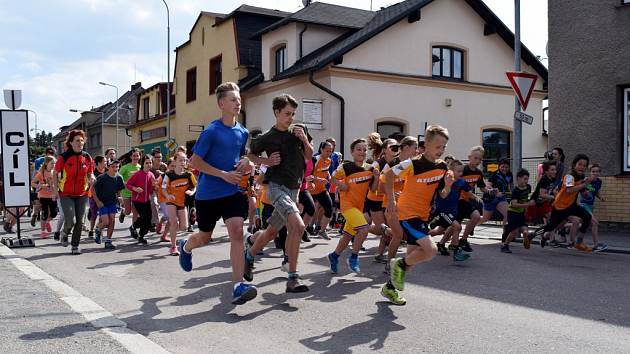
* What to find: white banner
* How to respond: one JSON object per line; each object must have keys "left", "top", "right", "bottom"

{"left": 302, "top": 99, "right": 323, "bottom": 130}
{"left": 1, "top": 110, "right": 31, "bottom": 207}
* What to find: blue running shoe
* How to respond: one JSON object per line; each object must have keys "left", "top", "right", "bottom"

{"left": 178, "top": 239, "right": 193, "bottom": 272}
{"left": 348, "top": 253, "right": 360, "bottom": 273}
{"left": 452, "top": 249, "right": 470, "bottom": 262}
{"left": 94, "top": 228, "right": 101, "bottom": 244}
{"left": 327, "top": 252, "right": 339, "bottom": 274}
{"left": 232, "top": 283, "right": 257, "bottom": 305}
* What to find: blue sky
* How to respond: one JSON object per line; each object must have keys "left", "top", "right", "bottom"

{"left": 0, "top": 0, "right": 547, "bottom": 137}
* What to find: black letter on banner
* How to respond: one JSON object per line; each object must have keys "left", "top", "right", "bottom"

{"left": 9, "top": 172, "right": 25, "bottom": 186}
{"left": 13, "top": 148, "right": 19, "bottom": 168}
{"left": 6, "top": 132, "right": 25, "bottom": 146}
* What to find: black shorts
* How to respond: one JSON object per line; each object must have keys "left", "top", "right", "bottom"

{"left": 456, "top": 199, "right": 483, "bottom": 222}
{"left": 506, "top": 211, "right": 527, "bottom": 233}
{"left": 30, "top": 191, "right": 38, "bottom": 202}
{"left": 430, "top": 212, "right": 457, "bottom": 230}
{"left": 195, "top": 193, "right": 248, "bottom": 232}
{"left": 364, "top": 198, "right": 384, "bottom": 214}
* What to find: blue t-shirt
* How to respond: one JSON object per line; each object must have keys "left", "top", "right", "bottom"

{"left": 435, "top": 178, "right": 470, "bottom": 215}
{"left": 580, "top": 178, "right": 602, "bottom": 207}
{"left": 192, "top": 119, "right": 248, "bottom": 200}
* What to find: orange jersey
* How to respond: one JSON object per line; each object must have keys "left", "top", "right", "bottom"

{"left": 379, "top": 157, "right": 405, "bottom": 207}
{"left": 156, "top": 175, "right": 168, "bottom": 203}
{"left": 461, "top": 165, "right": 486, "bottom": 201}
{"left": 392, "top": 156, "right": 447, "bottom": 221}
{"left": 366, "top": 157, "right": 387, "bottom": 202}
{"left": 332, "top": 162, "right": 374, "bottom": 212}
{"left": 553, "top": 173, "right": 581, "bottom": 210}
{"left": 163, "top": 170, "right": 196, "bottom": 207}
{"left": 310, "top": 155, "right": 331, "bottom": 195}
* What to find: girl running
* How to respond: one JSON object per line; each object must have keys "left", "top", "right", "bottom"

{"left": 31, "top": 156, "right": 57, "bottom": 238}
{"left": 310, "top": 142, "right": 334, "bottom": 240}
{"left": 126, "top": 155, "right": 156, "bottom": 245}
{"left": 163, "top": 152, "right": 197, "bottom": 255}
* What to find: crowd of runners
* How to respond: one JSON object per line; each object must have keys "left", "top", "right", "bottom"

{"left": 13, "top": 81, "right": 607, "bottom": 306}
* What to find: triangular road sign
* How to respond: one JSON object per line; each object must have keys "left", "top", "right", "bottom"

{"left": 506, "top": 72, "right": 538, "bottom": 111}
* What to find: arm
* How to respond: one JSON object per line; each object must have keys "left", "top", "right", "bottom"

{"left": 369, "top": 169, "right": 380, "bottom": 192}
{"left": 438, "top": 171, "right": 455, "bottom": 199}
{"left": 162, "top": 175, "right": 175, "bottom": 201}
{"left": 92, "top": 179, "right": 104, "bottom": 207}
{"left": 189, "top": 153, "right": 242, "bottom": 185}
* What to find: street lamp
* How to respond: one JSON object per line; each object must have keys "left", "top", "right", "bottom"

{"left": 160, "top": 0, "right": 172, "bottom": 145}
{"left": 26, "top": 109, "right": 38, "bottom": 137}
{"left": 99, "top": 81, "right": 119, "bottom": 152}
{"left": 70, "top": 108, "right": 104, "bottom": 155}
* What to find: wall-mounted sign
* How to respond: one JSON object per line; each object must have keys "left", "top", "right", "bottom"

{"left": 189, "top": 125, "right": 204, "bottom": 132}
{"left": 0, "top": 110, "right": 30, "bottom": 207}
{"left": 141, "top": 127, "right": 167, "bottom": 142}
{"left": 302, "top": 99, "right": 323, "bottom": 130}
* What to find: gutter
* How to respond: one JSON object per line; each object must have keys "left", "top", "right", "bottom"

{"left": 299, "top": 24, "right": 308, "bottom": 58}
{"left": 308, "top": 71, "right": 344, "bottom": 155}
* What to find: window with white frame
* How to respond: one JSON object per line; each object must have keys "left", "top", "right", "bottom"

{"left": 624, "top": 88, "right": 630, "bottom": 171}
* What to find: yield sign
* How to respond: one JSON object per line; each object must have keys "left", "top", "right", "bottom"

{"left": 506, "top": 72, "right": 538, "bottom": 111}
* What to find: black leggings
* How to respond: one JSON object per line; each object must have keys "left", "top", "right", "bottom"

{"left": 299, "top": 190, "right": 315, "bottom": 217}
{"left": 132, "top": 201, "right": 152, "bottom": 237}
{"left": 312, "top": 191, "right": 333, "bottom": 218}
{"left": 262, "top": 203, "right": 287, "bottom": 252}
{"left": 543, "top": 203, "right": 591, "bottom": 234}
{"left": 39, "top": 197, "right": 57, "bottom": 220}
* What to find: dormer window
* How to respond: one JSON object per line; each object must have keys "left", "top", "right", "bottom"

{"left": 275, "top": 45, "right": 287, "bottom": 76}
{"left": 432, "top": 46, "right": 464, "bottom": 80}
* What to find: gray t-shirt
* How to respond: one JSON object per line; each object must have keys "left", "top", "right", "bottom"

{"left": 93, "top": 173, "right": 125, "bottom": 205}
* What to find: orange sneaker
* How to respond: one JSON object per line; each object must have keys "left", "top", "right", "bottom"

{"left": 574, "top": 243, "right": 592, "bottom": 252}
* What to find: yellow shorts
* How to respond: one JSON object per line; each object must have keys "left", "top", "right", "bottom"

{"left": 342, "top": 207, "right": 369, "bottom": 237}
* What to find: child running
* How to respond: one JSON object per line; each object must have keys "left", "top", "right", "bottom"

{"left": 119, "top": 148, "right": 141, "bottom": 237}
{"left": 88, "top": 156, "right": 106, "bottom": 238}
{"left": 163, "top": 151, "right": 197, "bottom": 255}
{"left": 576, "top": 163, "right": 607, "bottom": 252}
{"left": 310, "top": 142, "right": 334, "bottom": 240}
{"left": 502, "top": 169, "right": 535, "bottom": 253}
{"left": 92, "top": 160, "right": 126, "bottom": 249}
{"left": 381, "top": 125, "right": 449, "bottom": 306}
{"left": 31, "top": 156, "right": 57, "bottom": 239}
{"left": 126, "top": 155, "right": 156, "bottom": 245}
{"left": 327, "top": 138, "right": 379, "bottom": 274}
{"left": 480, "top": 158, "right": 513, "bottom": 234}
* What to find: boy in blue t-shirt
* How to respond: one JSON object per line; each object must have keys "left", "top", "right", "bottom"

{"left": 430, "top": 160, "right": 474, "bottom": 262}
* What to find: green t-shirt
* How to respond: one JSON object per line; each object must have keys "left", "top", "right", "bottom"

{"left": 119, "top": 163, "right": 140, "bottom": 198}
{"left": 508, "top": 184, "right": 531, "bottom": 213}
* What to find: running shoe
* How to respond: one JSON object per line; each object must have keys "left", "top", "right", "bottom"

{"left": 87, "top": 230, "right": 94, "bottom": 240}
{"left": 500, "top": 244, "right": 512, "bottom": 253}
{"left": 460, "top": 239, "right": 473, "bottom": 252}
{"left": 53, "top": 231, "right": 60, "bottom": 241}
{"left": 381, "top": 283, "right": 406, "bottom": 306}
{"left": 540, "top": 235, "right": 548, "bottom": 248}
{"left": 30, "top": 214, "right": 36, "bottom": 227}
{"left": 452, "top": 249, "right": 470, "bottom": 261}
{"left": 155, "top": 223, "right": 163, "bottom": 234}
{"left": 437, "top": 243, "right": 450, "bottom": 256}
{"left": 243, "top": 249, "right": 255, "bottom": 282}
{"left": 178, "top": 239, "right": 193, "bottom": 272}
{"left": 40, "top": 231, "right": 49, "bottom": 239}
{"left": 389, "top": 258, "right": 406, "bottom": 291}
{"left": 119, "top": 213, "right": 125, "bottom": 224}
{"left": 149, "top": 224, "right": 156, "bottom": 233}
{"left": 94, "top": 228, "right": 102, "bottom": 244}
{"left": 129, "top": 226, "right": 138, "bottom": 239}
{"left": 187, "top": 225, "right": 193, "bottom": 232}
{"left": 138, "top": 236, "right": 148, "bottom": 245}
{"left": 71, "top": 246, "right": 81, "bottom": 255}
{"left": 232, "top": 283, "right": 257, "bottom": 305}
{"left": 160, "top": 235, "right": 170, "bottom": 243}
{"left": 302, "top": 231, "right": 311, "bottom": 243}
{"left": 286, "top": 276, "right": 309, "bottom": 293}
{"left": 327, "top": 252, "right": 339, "bottom": 274}
{"left": 169, "top": 246, "right": 179, "bottom": 256}
{"left": 548, "top": 239, "right": 561, "bottom": 248}
{"left": 373, "top": 254, "right": 388, "bottom": 263}
{"left": 280, "top": 259, "right": 290, "bottom": 273}
{"left": 46, "top": 221, "right": 52, "bottom": 233}
{"left": 567, "top": 243, "right": 576, "bottom": 250}
{"left": 318, "top": 230, "right": 331, "bottom": 240}
{"left": 348, "top": 253, "right": 360, "bottom": 273}
{"left": 104, "top": 241, "right": 116, "bottom": 250}
{"left": 574, "top": 243, "right": 593, "bottom": 253}
{"left": 61, "top": 235, "right": 69, "bottom": 247}
{"left": 523, "top": 233, "right": 532, "bottom": 249}
{"left": 593, "top": 243, "right": 608, "bottom": 253}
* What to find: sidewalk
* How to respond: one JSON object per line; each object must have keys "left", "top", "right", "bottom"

{"left": 0, "top": 251, "right": 130, "bottom": 354}
{"left": 469, "top": 225, "right": 630, "bottom": 254}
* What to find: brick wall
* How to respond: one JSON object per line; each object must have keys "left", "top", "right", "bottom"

{"left": 594, "top": 176, "right": 630, "bottom": 226}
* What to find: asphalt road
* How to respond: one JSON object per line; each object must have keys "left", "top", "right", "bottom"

{"left": 4, "top": 219, "right": 630, "bottom": 353}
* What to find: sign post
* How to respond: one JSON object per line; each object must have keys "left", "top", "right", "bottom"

{"left": 1, "top": 90, "right": 35, "bottom": 247}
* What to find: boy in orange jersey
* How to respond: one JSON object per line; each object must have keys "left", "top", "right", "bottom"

{"left": 381, "top": 125, "right": 449, "bottom": 306}
{"left": 326, "top": 138, "right": 379, "bottom": 274}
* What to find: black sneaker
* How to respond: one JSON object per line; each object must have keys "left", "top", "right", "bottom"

{"left": 437, "top": 243, "right": 450, "bottom": 256}
{"left": 61, "top": 236, "right": 69, "bottom": 247}
{"left": 302, "top": 231, "right": 311, "bottom": 242}
{"left": 500, "top": 244, "right": 512, "bottom": 253}
{"left": 149, "top": 224, "right": 156, "bottom": 233}
{"left": 286, "top": 276, "right": 309, "bottom": 293}
{"left": 129, "top": 226, "right": 138, "bottom": 239}
{"left": 54, "top": 231, "right": 60, "bottom": 241}
{"left": 71, "top": 246, "right": 81, "bottom": 255}
{"left": 104, "top": 241, "right": 116, "bottom": 250}
{"left": 187, "top": 225, "right": 193, "bottom": 232}
{"left": 30, "top": 215, "right": 37, "bottom": 227}
{"left": 540, "top": 235, "right": 548, "bottom": 248}
{"left": 88, "top": 231, "right": 94, "bottom": 239}
{"left": 138, "top": 236, "right": 148, "bottom": 245}
{"left": 460, "top": 239, "right": 473, "bottom": 252}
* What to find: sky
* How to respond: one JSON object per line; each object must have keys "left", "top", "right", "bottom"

{"left": 0, "top": 0, "right": 547, "bottom": 137}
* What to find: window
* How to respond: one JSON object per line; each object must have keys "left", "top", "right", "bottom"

{"left": 432, "top": 46, "right": 464, "bottom": 80}
{"left": 155, "top": 93, "right": 160, "bottom": 115}
{"left": 209, "top": 55, "right": 222, "bottom": 95}
{"left": 624, "top": 88, "right": 630, "bottom": 172}
{"left": 482, "top": 129, "right": 511, "bottom": 171}
{"left": 377, "top": 121, "right": 405, "bottom": 139}
{"left": 275, "top": 46, "right": 286, "bottom": 76}
{"left": 142, "top": 97, "right": 150, "bottom": 120}
{"left": 186, "top": 67, "right": 197, "bottom": 103}
{"left": 542, "top": 107, "right": 549, "bottom": 135}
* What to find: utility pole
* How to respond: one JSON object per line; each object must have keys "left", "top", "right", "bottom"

{"left": 513, "top": 0, "right": 522, "bottom": 172}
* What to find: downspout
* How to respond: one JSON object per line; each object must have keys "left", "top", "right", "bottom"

{"left": 299, "top": 24, "right": 308, "bottom": 58}
{"left": 309, "top": 71, "right": 345, "bottom": 155}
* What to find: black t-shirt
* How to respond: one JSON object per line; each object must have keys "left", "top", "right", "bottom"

{"left": 93, "top": 173, "right": 125, "bottom": 205}
{"left": 250, "top": 125, "right": 308, "bottom": 189}
{"left": 531, "top": 175, "right": 555, "bottom": 202}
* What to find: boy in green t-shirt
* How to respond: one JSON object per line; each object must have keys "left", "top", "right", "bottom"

{"left": 501, "top": 169, "right": 535, "bottom": 253}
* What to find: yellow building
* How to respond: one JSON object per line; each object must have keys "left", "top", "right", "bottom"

{"left": 173, "top": 5, "right": 288, "bottom": 149}
{"left": 128, "top": 82, "right": 175, "bottom": 155}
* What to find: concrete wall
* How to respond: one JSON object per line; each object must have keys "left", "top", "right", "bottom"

{"left": 342, "top": 0, "right": 545, "bottom": 90}
{"left": 548, "top": 0, "right": 630, "bottom": 175}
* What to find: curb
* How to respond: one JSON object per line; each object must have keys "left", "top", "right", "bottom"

{"left": 468, "top": 235, "right": 630, "bottom": 255}
{"left": 0, "top": 244, "right": 170, "bottom": 354}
